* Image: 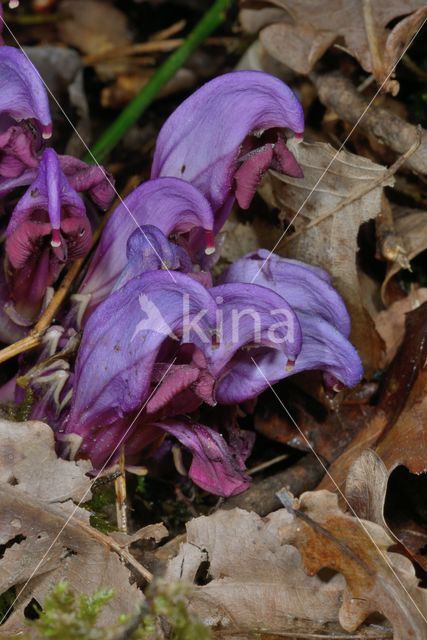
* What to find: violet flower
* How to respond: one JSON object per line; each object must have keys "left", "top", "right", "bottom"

{"left": 60, "top": 268, "right": 305, "bottom": 496}
{"left": 5, "top": 148, "right": 91, "bottom": 321}
{"left": 151, "top": 70, "right": 304, "bottom": 229}
{"left": 61, "top": 271, "right": 249, "bottom": 494}
{"left": 217, "top": 250, "right": 363, "bottom": 403}
{"left": 59, "top": 155, "right": 115, "bottom": 210}
{"left": 0, "top": 46, "right": 52, "bottom": 185}
{"left": 76, "top": 177, "right": 215, "bottom": 319}
{"left": 112, "top": 225, "right": 193, "bottom": 292}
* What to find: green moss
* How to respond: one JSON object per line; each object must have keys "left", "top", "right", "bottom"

{"left": 23, "top": 581, "right": 211, "bottom": 640}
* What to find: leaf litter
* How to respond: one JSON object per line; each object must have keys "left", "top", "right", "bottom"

{"left": 1, "top": 0, "right": 427, "bottom": 638}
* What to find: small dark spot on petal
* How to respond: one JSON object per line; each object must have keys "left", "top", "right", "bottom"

{"left": 180, "top": 164, "right": 186, "bottom": 174}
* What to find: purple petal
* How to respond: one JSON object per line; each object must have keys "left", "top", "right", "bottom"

{"left": 0, "top": 271, "right": 27, "bottom": 344}
{"left": 112, "top": 225, "right": 193, "bottom": 292}
{"left": 209, "top": 281, "right": 302, "bottom": 377}
{"left": 59, "top": 155, "right": 115, "bottom": 210}
{"left": 147, "top": 346, "right": 216, "bottom": 417}
{"left": 0, "top": 123, "right": 39, "bottom": 179}
{"left": 157, "top": 420, "right": 251, "bottom": 497}
{"left": 5, "top": 149, "right": 91, "bottom": 318}
{"left": 220, "top": 250, "right": 351, "bottom": 337}
{"left": 78, "top": 177, "right": 214, "bottom": 317}
{"left": 0, "top": 46, "right": 52, "bottom": 138}
{"left": 151, "top": 70, "right": 304, "bottom": 217}
{"left": 215, "top": 314, "right": 363, "bottom": 404}
{"left": 65, "top": 271, "right": 218, "bottom": 442}
{"left": 0, "top": 167, "right": 36, "bottom": 198}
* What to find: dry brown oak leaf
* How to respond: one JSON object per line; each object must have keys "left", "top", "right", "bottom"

{"left": 240, "top": 1, "right": 427, "bottom": 93}
{"left": 0, "top": 419, "right": 147, "bottom": 636}
{"left": 279, "top": 489, "right": 427, "bottom": 639}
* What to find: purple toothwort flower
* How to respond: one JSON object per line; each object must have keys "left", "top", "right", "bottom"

{"left": 76, "top": 177, "right": 215, "bottom": 319}
{"left": 5, "top": 148, "right": 91, "bottom": 321}
{"left": 151, "top": 70, "right": 304, "bottom": 229}
{"left": 59, "top": 155, "right": 115, "bottom": 210}
{"left": 60, "top": 271, "right": 252, "bottom": 496}
{"left": 217, "top": 250, "right": 363, "bottom": 402}
{"left": 0, "top": 46, "right": 52, "bottom": 185}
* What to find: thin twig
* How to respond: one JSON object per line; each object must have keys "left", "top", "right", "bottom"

{"left": 77, "top": 517, "right": 153, "bottom": 583}
{"left": 247, "top": 453, "right": 289, "bottom": 476}
{"left": 114, "top": 446, "right": 128, "bottom": 534}
{"left": 82, "top": 36, "right": 238, "bottom": 66}
{"left": 150, "top": 19, "right": 186, "bottom": 42}
{"left": 278, "top": 132, "right": 422, "bottom": 250}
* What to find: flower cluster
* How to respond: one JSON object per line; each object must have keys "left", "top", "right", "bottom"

{"left": 0, "top": 37, "right": 363, "bottom": 498}
{"left": 0, "top": 33, "right": 114, "bottom": 335}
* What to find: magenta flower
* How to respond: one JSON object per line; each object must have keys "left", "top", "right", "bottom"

{"left": 217, "top": 250, "right": 363, "bottom": 402}
{"left": 0, "top": 46, "right": 52, "bottom": 185}
{"left": 60, "top": 266, "right": 304, "bottom": 495}
{"left": 5, "top": 148, "right": 91, "bottom": 321}
{"left": 59, "top": 155, "right": 115, "bottom": 210}
{"left": 76, "top": 177, "right": 215, "bottom": 319}
{"left": 151, "top": 70, "right": 304, "bottom": 228}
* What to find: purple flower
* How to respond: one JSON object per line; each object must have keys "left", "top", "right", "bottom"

{"left": 151, "top": 70, "right": 304, "bottom": 229}
{"left": 5, "top": 148, "right": 91, "bottom": 320}
{"left": 112, "top": 225, "right": 193, "bottom": 292}
{"left": 61, "top": 271, "right": 252, "bottom": 496}
{"left": 60, "top": 267, "right": 305, "bottom": 495}
{"left": 0, "top": 46, "right": 52, "bottom": 185}
{"left": 217, "top": 250, "right": 363, "bottom": 402}
{"left": 59, "top": 155, "right": 115, "bottom": 210}
{"left": 65, "top": 271, "right": 218, "bottom": 445}
{"left": 77, "top": 177, "right": 215, "bottom": 319}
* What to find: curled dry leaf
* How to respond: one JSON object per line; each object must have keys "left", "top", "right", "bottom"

{"left": 240, "top": 1, "right": 427, "bottom": 93}
{"left": 279, "top": 489, "right": 427, "bottom": 638}
{"left": 346, "top": 449, "right": 427, "bottom": 573}
{"left": 265, "top": 140, "right": 393, "bottom": 372}
{"left": 381, "top": 206, "right": 427, "bottom": 304}
{"left": 374, "top": 288, "right": 427, "bottom": 366}
{"left": 0, "top": 419, "right": 146, "bottom": 635}
{"left": 165, "top": 507, "right": 346, "bottom": 635}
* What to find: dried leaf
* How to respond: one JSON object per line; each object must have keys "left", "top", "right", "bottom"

{"left": 218, "top": 212, "right": 281, "bottom": 266}
{"left": 0, "top": 419, "right": 91, "bottom": 503}
{"left": 279, "top": 489, "right": 427, "bottom": 638}
{"left": 266, "top": 140, "right": 393, "bottom": 371}
{"left": 165, "top": 508, "right": 345, "bottom": 634}
{"left": 346, "top": 450, "right": 427, "bottom": 572}
{"left": 374, "top": 288, "right": 427, "bottom": 365}
{"left": 240, "top": 1, "right": 427, "bottom": 92}
{"left": 381, "top": 206, "right": 427, "bottom": 304}
{"left": 58, "top": 0, "right": 132, "bottom": 81}
{"left": 0, "top": 420, "right": 145, "bottom": 634}
{"left": 319, "top": 302, "right": 427, "bottom": 490}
